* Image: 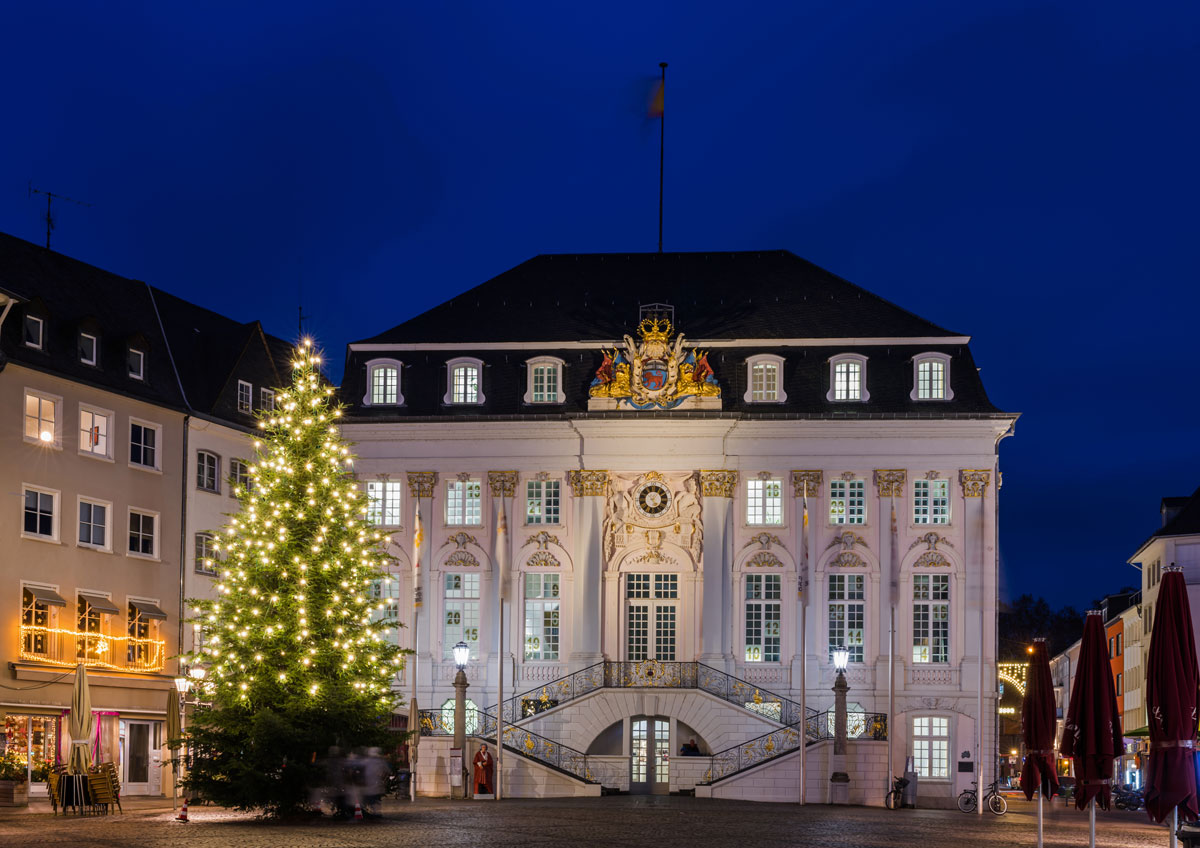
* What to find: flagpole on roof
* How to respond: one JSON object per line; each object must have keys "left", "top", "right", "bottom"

{"left": 658, "top": 62, "right": 667, "bottom": 253}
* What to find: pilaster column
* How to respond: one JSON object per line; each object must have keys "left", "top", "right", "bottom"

{"left": 959, "top": 468, "right": 991, "bottom": 797}
{"left": 407, "top": 471, "right": 437, "bottom": 700}
{"left": 699, "top": 470, "right": 737, "bottom": 669}
{"left": 568, "top": 470, "right": 609, "bottom": 670}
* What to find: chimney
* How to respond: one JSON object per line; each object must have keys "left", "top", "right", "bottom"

{"left": 1162, "top": 497, "right": 1188, "bottom": 528}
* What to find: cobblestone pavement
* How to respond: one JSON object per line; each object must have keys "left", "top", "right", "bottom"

{"left": 0, "top": 796, "right": 1175, "bottom": 848}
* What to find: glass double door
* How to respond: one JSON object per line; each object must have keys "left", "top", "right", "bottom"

{"left": 630, "top": 716, "right": 670, "bottom": 794}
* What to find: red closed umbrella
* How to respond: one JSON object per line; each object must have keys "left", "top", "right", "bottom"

{"left": 1021, "top": 638, "right": 1059, "bottom": 802}
{"left": 1145, "top": 566, "right": 1199, "bottom": 824}
{"left": 1060, "top": 611, "right": 1123, "bottom": 812}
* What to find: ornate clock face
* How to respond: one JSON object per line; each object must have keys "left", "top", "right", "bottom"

{"left": 636, "top": 482, "right": 672, "bottom": 517}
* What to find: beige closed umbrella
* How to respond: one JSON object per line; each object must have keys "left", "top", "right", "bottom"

{"left": 166, "top": 688, "right": 181, "bottom": 808}
{"left": 67, "top": 663, "right": 95, "bottom": 774}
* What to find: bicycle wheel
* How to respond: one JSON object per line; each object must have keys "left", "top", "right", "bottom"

{"left": 958, "top": 791, "right": 976, "bottom": 813}
{"left": 885, "top": 790, "right": 900, "bottom": 810}
{"left": 988, "top": 793, "right": 1007, "bottom": 815}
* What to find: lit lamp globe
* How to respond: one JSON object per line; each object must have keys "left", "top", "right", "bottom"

{"left": 189, "top": 666, "right": 206, "bottom": 681}
{"left": 832, "top": 648, "right": 850, "bottom": 674}
{"left": 174, "top": 675, "right": 191, "bottom": 694}
{"left": 453, "top": 640, "right": 470, "bottom": 671}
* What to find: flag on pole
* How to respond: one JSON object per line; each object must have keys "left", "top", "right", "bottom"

{"left": 889, "top": 500, "right": 900, "bottom": 607}
{"left": 800, "top": 484, "right": 809, "bottom": 598}
{"left": 496, "top": 498, "right": 510, "bottom": 601}
{"left": 647, "top": 79, "right": 664, "bottom": 118}
{"left": 413, "top": 503, "right": 425, "bottom": 608}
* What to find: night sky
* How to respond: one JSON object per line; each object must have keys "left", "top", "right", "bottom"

{"left": 2, "top": 2, "right": 1197, "bottom": 608}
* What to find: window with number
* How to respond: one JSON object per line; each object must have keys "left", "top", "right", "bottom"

{"left": 525, "top": 479, "right": 560, "bottom": 525}
{"left": 746, "top": 477, "right": 783, "bottom": 525}
{"left": 745, "top": 574, "right": 782, "bottom": 662}
{"left": 445, "top": 479, "right": 482, "bottom": 526}
{"left": 828, "top": 574, "right": 865, "bottom": 663}
{"left": 79, "top": 407, "right": 110, "bottom": 457}
{"left": 829, "top": 479, "right": 865, "bottom": 524}
{"left": 912, "top": 574, "right": 949, "bottom": 664}
{"left": 524, "top": 573, "right": 560, "bottom": 661}
{"left": 443, "top": 572, "right": 480, "bottom": 660}
{"left": 128, "top": 510, "right": 156, "bottom": 557}
{"left": 130, "top": 422, "right": 158, "bottom": 469}
{"left": 366, "top": 480, "right": 403, "bottom": 527}
{"left": 197, "top": 451, "right": 220, "bottom": 493}
{"left": 195, "top": 533, "right": 218, "bottom": 574}
{"left": 912, "top": 716, "right": 950, "bottom": 778}
{"left": 626, "top": 574, "right": 678, "bottom": 661}
{"left": 913, "top": 479, "right": 950, "bottom": 524}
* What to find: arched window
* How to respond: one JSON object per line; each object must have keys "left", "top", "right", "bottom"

{"left": 524, "top": 357, "right": 565, "bottom": 404}
{"left": 445, "top": 357, "right": 485, "bottom": 405}
{"left": 364, "top": 358, "right": 404, "bottom": 406}
{"left": 911, "top": 353, "right": 954, "bottom": 401}
{"left": 827, "top": 354, "right": 870, "bottom": 402}
{"left": 743, "top": 354, "right": 787, "bottom": 403}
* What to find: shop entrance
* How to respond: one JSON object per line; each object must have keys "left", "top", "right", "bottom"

{"left": 2, "top": 715, "right": 58, "bottom": 792}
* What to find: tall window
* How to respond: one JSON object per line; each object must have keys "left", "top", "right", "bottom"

{"left": 79, "top": 407, "right": 110, "bottom": 457}
{"left": 443, "top": 572, "right": 480, "bottom": 660}
{"left": 366, "top": 360, "right": 402, "bottom": 406}
{"left": 24, "top": 391, "right": 58, "bottom": 445}
{"left": 366, "top": 480, "right": 403, "bottom": 526}
{"left": 745, "top": 574, "right": 782, "bottom": 662}
{"left": 23, "top": 487, "right": 56, "bottom": 539}
{"left": 230, "top": 459, "right": 251, "bottom": 494}
{"left": 744, "top": 355, "right": 786, "bottom": 403}
{"left": 79, "top": 333, "right": 98, "bottom": 365}
{"left": 22, "top": 588, "right": 53, "bottom": 656}
{"left": 829, "top": 479, "right": 865, "bottom": 525}
{"left": 526, "top": 479, "right": 561, "bottom": 525}
{"left": 626, "top": 574, "right": 678, "bottom": 661}
{"left": 446, "top": 358, "right": 484, "bottom": 405}
{"left": 24, "top": 315, "right": 44, "bottom": 349}
{"left": 195, "top": 533, "right": 218, "bottom": 574}
{"left": 197, "top": 451, "right": 220, "bottom": 493}
{"left": 77, "top": 596, "right": 106, "bottom": 650}
{"left": 835, "top": 360, "right": 860, "bottom": 400}
{"left": 78, "top": 499, "right": 109, "bottom": 549}
{"left": 526, "top": 359, "right": 563, "bottom": 404}
{"left": 912, "top": 354, "right": 953, "bottom": 401}
{"left": 912, "top": 717, "right": 950, "bottom": 779}
{"left": 260, "top": 388, "right": 275, "bottom": 411}
{"left": 913, "top": 479, "right": 950, "bottom": 524}
{"left": 912, "top": 574, "right": 949, "bottom": 664}
{"left": 129, "top": 510, "right": 156, "bottom": 557}
{"left": 445, "top": 479, "right": 482, "bottom": 526}
{"left": 128, "top": 347, "right": 145, "bottom": 380}
{"left": 828, "top": 574, "right": 865, "bottom": 663}
{"left": 746, "top": 478, "right": 783, "bottom": 525}
{"left": 524, "top": 573, "right": 560, "bottom": 661}
{"left": 127, "top": 602, "right": 157, "bottom": 666}
{"left": 237, "top": 380, "right": 252, "bottom": 413}
{"left": 369, "top": 577, "right": 401, "bottom": 641}
{"left": 130, "top": 422, "right": 158, "bottom": 469}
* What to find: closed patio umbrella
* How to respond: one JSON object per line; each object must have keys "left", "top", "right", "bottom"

{"left": 166, "top": 688, "right": 181, "bottom": 808}
{"left": 1021, "top": 638, "right": 1059, "bottom": 848}
{"left": 67, "top": 663, "right": 95, "bottom": 774}
{"left": 1145, "top": 566, "right": 1199, "bottom": 841}
{"left": 1061, "top": 611, "right": 1124, "bottom": 847}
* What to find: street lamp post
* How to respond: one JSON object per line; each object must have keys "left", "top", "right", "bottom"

{"left": 830, "top": 648, "right": 850, "bottom": 804}
{"left": 172, "top": 666, "right": 207, "bottom": 809}
{"left": 452, "top": 641, "right": 470, "bottom": 800}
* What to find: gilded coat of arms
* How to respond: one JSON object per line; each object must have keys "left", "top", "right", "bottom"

{"left": 588, "top": 317, "right": 720, "bottom": 410}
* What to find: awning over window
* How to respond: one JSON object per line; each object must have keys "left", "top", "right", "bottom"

{"left": 78, "top": 593, "right": 120, "bottom": 615}
{"left": 129, "top": 599, "right": 167, "bottom": 620}
{"left": 24, "top": 585, "right": 66, "bottom": 607}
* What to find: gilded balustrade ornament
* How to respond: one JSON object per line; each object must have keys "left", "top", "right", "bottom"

{"left": 959, "top": 469, "right": 991, "bottom": 498}
{"left": 567, "top": 470, "right": 610, "bottom": 497}
{"left": 487, "top": 470, "right": 518, "bottom": 497}
{"left": 406, "top": 471, "right": 437, "bottom": 499}
{"left": 699, "top": 470, "right": 738, "bottom": 498}
{"left": 588, "top": 317, "right": 721, "bottom": 409}
{"left": 874, "top": 469, "right": 907, "bottom": 498}
{"left": 791, "top": 470, "right": 823, "bottom": 498}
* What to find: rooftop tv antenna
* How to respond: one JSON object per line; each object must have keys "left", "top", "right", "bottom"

{"left": 28, "top": 182, "right": 93, "bottom": 250}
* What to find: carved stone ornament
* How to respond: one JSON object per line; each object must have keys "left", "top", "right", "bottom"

{"left": 525, "top": 531, "right": 560, "bottom": 550}
{"left": 756, "top": 470, "right": 774, "bottom": 481}
{"left": 605, "top": 471, "right": 702, "bottom": 567}
{"left": 959, "top": 469, "right": 991, "bottom": 498}
{"left": 909, "top": 532, "right": 954, "bottom": 553}
{"left": 534, "top": 471, "right": 551, "bottom": 482}
{"left": 455, "top": 471, "right": 473, "bottom": 483}
{"left": 746, "top": 551, "right": 783, "bottom": 568}
{"left": 443, "top": 531, "right": 477, "bottom": 550}
{"left": 743, "top": 532, "right": 783, "bottom": 550}
{"left": 925, "top": 470, "right": 941, "bottom": 480}
{"left": 587, "top": 316, "right": 721, "bottom": 409}
{"left": 874, "top": 469, "right": 907, "bottom": 498}
{"left": 914, "top": 551, "right": 951, "bottom": 568}
{"left": 840, "top": 471, "right": 857, "bottom": 482}
{"left": 699, "top": 470, "right": 738, "bottom": 498}
{"left": 791, "top": 470, "right": 823, "bottom": 498}
{"left": 526, "top": 550, "right": 560, "bottom": 568}
{"left": 406, "top": 471, "right": 437, "bottom": 499}
{"left": 445, "top": 550, "right": 480, "bottom": 568}
{"left": 830, "top": 551, "right": 866, "bottom": 568}
{"left": 825, "top": 531, "right": 867, "bottom": 552}
{"left": 568, "top": 470, "right": 610, "bottom": 497}
{"left": 488, "top": 470, "right": 518, "bottom": 497}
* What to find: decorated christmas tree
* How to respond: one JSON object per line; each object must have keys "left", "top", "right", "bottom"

{"left": 182, "top": 340, "right": 407, "bottom": 814}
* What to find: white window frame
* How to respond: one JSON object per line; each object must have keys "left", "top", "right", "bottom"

{"left": 744, "top": 573, "right": 782, "bottom": 663}
{"left": 21, "top": 484, "right": 60, "bottom": 543}
{"left": 128, "top": 418, "right": 162, "bottom": 472}
{"left": 364, "top": 358, "right": 404, "bottom": 406}
{"left": 746, "top": 477, "right": 784, "bottom": 526}
{"left": 237, "top": 380, "right": 252, "bottom": 413}
{"left": 444, "top": 357, "right": 485, "bottom": 405}
{"left": 912, "top": 716, "right": 951, "bottom": 780}
{"left": 24, "top": 315, "right": 44, "bottom": 350}
{"left": 197, "top": 450, "right": 221, "bottom": 494}
{"left": 912, "top": 574, "right": 950, "bottom": 664}
{"left": 128, "top": 347, "right": 145, "bottom": 380}
{"left": 366, "top": 480, "right": 404, "bottom": 527}
{"left": 443, "top": 571, "right": 481, "bottom": 660}
{"left": 79, "top": 332, "right": 98, "bottom": 366}
{"left": 827, "top": 354, "right": 870, "bottom": 402}
{"left": 910, "top": 352, "right": 954, "bottom": 401}
{"left": 829, "top": 478, "right": 866, "bottom": 525}
{"left": 913, "top": 478, "right": 950, "bottom": 525}
{"left": 523, "top": 357, "right": 566, "bottom": 405}
{"left": 828, "top": 573, "right": 865, "bottom": 664}
{"left": 127, "top": 507, "right": 160, "bottom": 560}
{"left": 23, "top": 388, "right": 62, "bottom": 448}
{"left": 743, "top": 354, "right": 787, "bottom": 404}
{"left": 230, "top": 458, "right": 251, "bottom": 494}
{"left": 525, "top": 478, "right": 561, "bottom": 525}
{"left": 76, "top": 495, "right": 113, "bottom": 552}
{"left": 195, "top": 532, "right": 218, "bottom": 575}
{"left": 21, "top": 581, "right": 62, "bottom": 655}
{"left": 78, "top": 403, "right": 114, "bottom": 461}
{"left": 524, "top": 572, "right": 561, "bottom": 661}
{"left": 260, "top": 387, "right": 275, "bottom": 412}
{"left": 445, "top": 479, "right": 483, "bottom": 526}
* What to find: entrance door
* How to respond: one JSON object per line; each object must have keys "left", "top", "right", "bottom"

{"left": 626, "top": 574, "right": 678, "bottom": 661}
{"left": 122, "top": 720, "right": 153, "bottom": 795}
{"left": 630, "top": 716, "right": 670, "bottom": 794}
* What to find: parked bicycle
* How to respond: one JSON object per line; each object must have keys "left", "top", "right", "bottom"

{"left": 957, "top": 780, "right": 1007, "bottom": 815}
{"left": 885, "top": 775, "right": 910, "bottom": 810}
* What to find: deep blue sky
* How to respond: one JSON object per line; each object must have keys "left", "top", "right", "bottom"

{"left": 2, "top": 2, "right": 1197, "bottom": 608}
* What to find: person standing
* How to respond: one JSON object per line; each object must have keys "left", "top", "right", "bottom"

{"left": 473, "top": 744, "right": 495, "bottom": 795}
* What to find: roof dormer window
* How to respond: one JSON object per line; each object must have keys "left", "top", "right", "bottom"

{"left": 744, "top": 354, "right": 787, "bottom": 404}
{"left": 237, "top": 380, "right": 252, "bottom": 413}
{"left": 364, "top": 358, "right": 404, "bottom": 406}
{"left": 79, "top": 333, "right": 98, "bottom": 366}
{"left": 127, "top": 347, "right": 145, "bottom": 380}
{"left": 827, "top": 354, "right": 870, "bottom": 402}
{"left": 524, "top": 357, "right": 565, "bottom": 404}
{"left": 911, "top": 353, "right": 953, "bottom": 401}
{"left": 445, "top": 357, "right": 484, "bottom": 405}
{"left": 24, "top": 315, "right": 43, "bottom": 350}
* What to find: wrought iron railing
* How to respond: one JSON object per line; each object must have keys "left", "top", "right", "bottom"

{"left": 701, "top": 709, "right": 888, "bottom": 785}
{"left": 19, "top": 626, "right": 165, "bottom": 672}
{"left": 417, "top": 707, "right": 611, "bottom": 785}
{"left": 490, "top": 660, "right": 815, "bottom": 727}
